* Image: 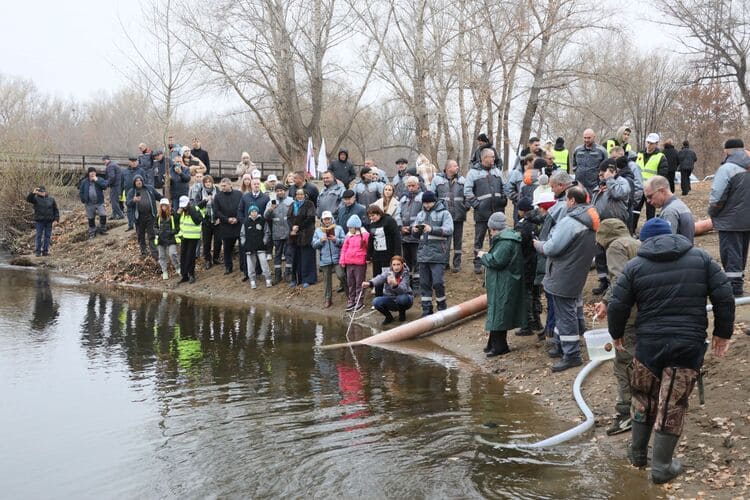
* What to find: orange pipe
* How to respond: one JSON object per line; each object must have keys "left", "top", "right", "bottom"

{"left": 695, "top": 218, "right": 713, "bottom": 236}
{"left": 321, "top": 294, "right": 488, "bottom": 349}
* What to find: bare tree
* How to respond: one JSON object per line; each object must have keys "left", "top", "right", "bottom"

{"left": 656, "top": 0, "right": 750, "bottom": 116}
{"left": 118, "top": 0, "right": 198, "bottom": 197}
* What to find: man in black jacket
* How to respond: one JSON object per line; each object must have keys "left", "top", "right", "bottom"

{"left": 677, "top": 140, "right": 697, "bottom": 196}
{"left": 26, "top": 186, "right": 59, "bottom": 256}
{"left": 608, "top": 218, "right": 735, "bottom": 485}
{"left": 328, "top": 149, "right": 355, "bottom": 188}
{"left": 190, "top": 138, "right": 211, "bottom": 174}
{"left": 662, "top": 139, "right": 680, "bottom": 194}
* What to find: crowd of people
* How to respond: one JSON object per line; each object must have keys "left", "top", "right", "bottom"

{"left": 27, "top": 129, "right": 747, "bottom": 485}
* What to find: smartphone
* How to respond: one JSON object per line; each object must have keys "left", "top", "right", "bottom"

{"left": 415, "top": 224, "right": 425, "bottom": 233}
{"left": 326, "top": 227, "right": 335, "bottom": 237}
{"left": 190, "top": 159, "right": 199, "bottom": 166}
{"left": 271, "top": 199, "right": 277, "bottom": 205}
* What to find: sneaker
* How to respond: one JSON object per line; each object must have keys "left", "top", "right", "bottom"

{"left": 125, "top": 227, "right": 134, "bottom": 232}
{"left": 189, "top": 275, "right": 196, "bottom": 284}
{"left": 34, "top": 252, "right": 41, "bottom": 257}
{"left": 515, "top": 328, "right": 534, "bottom": 337}
{"left": 335, "top": 286, "right": 345, "bottom": 293}
{"left": 265, "top": 279, "right": 272, "bottom": 288}
{"left": 162, "top": 271, "right": 169, "bottom": 280}
{"left": 176, "top": 268, "right": 181, "bottom": 277}
{"left": 42, "top": 252, "right": 49, "bottom": 257}
{"left": 551, "top": 357, "right": 583, "bottom": 372}
{"left": 302, "top": 283, "right": 310, "bottom": 288}
{"left": 288, "top": 281, "right": 298, "bottom": 288}
{"left": 606, "top": 414, "right": 633, "bottom": 436}
{"left": 353, "top": 303, "right": 365, "bottom": 312}
{"left": 324, "top": 300, "right": 332, "bottom": 308}
{"left": 250, "top": 280, "right": 257, "bottom": 289}
{"left": 345, "top": 303, "right": 355, "bottom": 312}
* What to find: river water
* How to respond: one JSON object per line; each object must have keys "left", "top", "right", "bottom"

{"left": 0, "top": 266, "right": 656, "bottom": 499}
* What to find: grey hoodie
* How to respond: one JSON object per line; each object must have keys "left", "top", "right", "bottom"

{"left": 709, "top": 149, "right": 750, "bottom": 231}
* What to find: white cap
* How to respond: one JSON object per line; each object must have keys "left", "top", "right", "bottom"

{"left": 178, "top": 195, "right": 189, "bottom": 208}
{"left": 533, "top": 191, "right": 555, "bottom": 206}
{"left": 159, "top": 198, "right": 170, "bottom": 206}
{"left": 251, "top": 169, "right": 261, "bottom": 178}
{"left": 267, "top": 174, "right": 278, "bottom": 182}
{"left": 181, "top": 146, "right": 191, "bottom": 155}
{"left": 321, "top": 210, "right": 333, "bottom": 220}
{"left": 646, "top": 133, "right": 660, "bottom": 144}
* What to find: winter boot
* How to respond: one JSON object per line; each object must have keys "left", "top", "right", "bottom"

{"left": 273, "top": 268, "right": 283, "bottom": 285}
{"left": 473, "top": 258, "right": 482, "bottom": 275}
{"left": 87, "top": 218, "right": 97, "bottom": 239}
{"left": 627, "top": 421, "right": 652, "bottom": 467}
{"left": 398, "top": 310, "right": 407, "bottom": 322}
{"left": 97, "top": 215, "right": 108, "bottom": 235}
{"left": 452, "top": 253, "right": 461, "bottom": 273}
{"left": 381, "top": 311, "right": 395, "bottom": 325}
{"left": 651, "top": 431, "right": 683, "bottom": 484}
{"left": 529, "top": 314, "right": 543, "bottom": 332}
{"left": 487, "top": 331, "right": 510, "bottom": 357}
{"left": 483, "top": 335, "right": 492, "bottom": 353}
{"left": 592, "top": 278, "right": 609, "bottom": 296}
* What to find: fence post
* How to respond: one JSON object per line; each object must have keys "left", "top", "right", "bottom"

{"left": 57, "top": 154, "right": 61, "bottom": 170}
{"left": 82, "top": 155, "right": 86, "bottom": 171}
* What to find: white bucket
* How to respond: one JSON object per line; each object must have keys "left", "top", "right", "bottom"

{"left": 583, "top": 328, "right": 615, "bottom": 361}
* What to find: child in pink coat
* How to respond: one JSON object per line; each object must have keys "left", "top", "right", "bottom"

{"left": 339, "top": 215, "right": 370, "bottom": 312}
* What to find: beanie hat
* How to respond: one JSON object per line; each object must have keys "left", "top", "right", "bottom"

{"left": 342, "top": 189, "right": 355, "bottom": 198}
{"left": 533, "top": 158, "right": 547, "bottom": 171}
{"left": 487, "top": 212, "right": 507, "bottom": 231}
{"left": 682, "top": 140, "right": 689, "bottom": 148}
{"left": 555, "top": 137, "right": 565, "bottom": 146}
{"left": 517, "top": 197, "right": 533, "bottom": 212}
{"left": 347, "top": 214, "right": 362, "bottom": 228}
{"left": 248, "top": 204, "right": 259, "bottom": 214}
{"left": 639, "top": 218, "right": 672, "bottom": 240}
{"left": 724, "top": 138, "right": 744, "bottom": 149}
{"left": 422, "top": 191, "right": 437, "bottom": 203}
{"left": 539, "top": 174, "right": 549, "bottom": 186}
{"left": 477, "top": 133, "right": 489, "bottom": 143}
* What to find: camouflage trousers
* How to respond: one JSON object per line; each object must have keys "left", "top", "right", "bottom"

{"left": 613, "top": 323, "right": 636, "bottom": 416}
{"left": 630, "top": 357, "right": 699, "bottom": 436}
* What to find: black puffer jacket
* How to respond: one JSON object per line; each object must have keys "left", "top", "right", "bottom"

{"left": 608, "top": 234, "right": 735, "bottom": 342}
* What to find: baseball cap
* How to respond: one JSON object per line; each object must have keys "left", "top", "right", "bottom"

{"left": 178, "top": 195, "right": 189, "bottom": 208}
{"left": 159, "top": 198, "right": 170, "bottom": 206}
{"left": 646, "top": 133, "right": 660, "bottom": 144}
{"left": 321, "top": 210, "right": 333, "bottom": 220}
{"left": 267, "top": 174, "right": 278, "bottom": 182}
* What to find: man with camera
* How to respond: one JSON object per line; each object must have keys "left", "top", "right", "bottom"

{"left": 26, "top": 186, "right": 59, "bottom": 256}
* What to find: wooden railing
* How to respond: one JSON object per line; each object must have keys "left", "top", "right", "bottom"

{"left": 0, "top": 152, "right": 285, "bottom": 181}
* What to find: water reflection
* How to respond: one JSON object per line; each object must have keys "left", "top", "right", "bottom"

{"left": 0, "top": 268, "right": 658, "bottom": 498}
{"left": 30, "top": 271, "right": 58, "bottom": 331}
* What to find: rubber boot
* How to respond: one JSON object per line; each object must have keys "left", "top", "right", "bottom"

{"left": 452, "top": 253, "right": 461, "bottom": 273}
{"left": 274, "top": 268, "right": 282, "bottom": 285}
{"left": 592, "top": 278, "right": 609, "bottom": 295}
{"left": 627, "top": 421, "right": 652, "bottom": 467}
{"left": 87, "top": 218, "right": 97, "bottom": 239}
{"left": 381, "top": 311, "right": 395, "bottom": 325}
{"left": 97, "top": 215, "right": 108, "bottom": 235}
{"left": 483, "top": 335, "right": 492, "bottom": 353}
{"left": 487, "top": 331, "right": 510, "bottom": 357}
{"left": 651, "top": 431, "right": 683, "bottom": 484}
{"left": 398, "top": 310, "right": 406, "bottom": 322}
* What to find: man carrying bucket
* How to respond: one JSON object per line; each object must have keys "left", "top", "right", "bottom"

{"left": 607, "top": 218, "right": 735, "bottom": 484}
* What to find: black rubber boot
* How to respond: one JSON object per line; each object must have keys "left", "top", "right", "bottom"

{"left": 452, "top": 253, "right": 461, "bottom": 273}
{"left": 592, "top": 279, "right": 609, "bottom": 295}
{"left": 487, "top": 331, "right": 510, "bottom": 357}
{"left": 381, "top": 311, "right": 395, "bottom": 325}
{"left": 87, "top": 218, "right": 97, "bottom": 239}
{"left": 273, "top": 268, "right": 282, "bottom": 285}
{"left": 483, "top": 335, "right": 492, "bottom": 353}
{"left": 651, "top": 431, "right": 683, "bottom": 484}
{"left": 398, "top": 310, "right": 406, "bottom": 322}
{"left": 627, "top": 421, "right": 652, "bottom": 467}
{"left": 97, "top": 215, "right": 108, "bottom": 235}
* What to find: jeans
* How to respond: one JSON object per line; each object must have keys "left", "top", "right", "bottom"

{"left": 110, "top": 185, "right": 124, "bottom": 218}
{"left": 158, "top": 244, "right": 179, "bottom": 273}
{"left": 373, "top": 294, "right": 413, "bottom": 314}
{"left": 126, "top": 205, "right": 136, "bottom": 229}
{"left": 34, "top": 221, "right": 52, "bottom": 254}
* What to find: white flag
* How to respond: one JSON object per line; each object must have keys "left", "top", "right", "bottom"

{"left": 305, "top": 137, "right": 316, "bottom": 179}
{"left": 317, "top": 138, "right": 328, "bottom": 173}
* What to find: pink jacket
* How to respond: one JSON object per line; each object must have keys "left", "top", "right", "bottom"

{"left": 339, "top": 231, "right": 370, "bottom": 266}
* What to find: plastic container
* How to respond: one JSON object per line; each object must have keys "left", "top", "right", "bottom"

{"left": 583, "top": 328, "right": 616, "bottom": 361}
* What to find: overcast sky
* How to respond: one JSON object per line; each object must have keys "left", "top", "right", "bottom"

{"left": 1, "top": 0, "right": 677, "bottom": 105}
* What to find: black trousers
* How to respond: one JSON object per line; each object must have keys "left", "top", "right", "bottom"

{"left": 719, "top": 230, "right": 750, "bottom": 295}
{"left": 665, "top": 170, "right": 676, "bottom": 194}
{"left": 136, "top": 216, "right": 157, "bottom": 256}
{"left": 402, "top": 242, "right": 419, "bottom": 279}
{"left": 201, "top": 223, "right": 222, "bottom": 261}
{"left": 680, "top": 169, "right": 692, "bottom": 195}
{"left": 632, "top": 196, "right": 655, "bottom": 230}
{"left": 180, "top": 239, "right": 199, "bottom": 278}
{"left": 223, "top": 237, "right": 238, "bottom": 271}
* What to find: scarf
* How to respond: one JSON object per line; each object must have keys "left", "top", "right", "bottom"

{"left": 293, "top": 199, "right": 304, "bottom": 216}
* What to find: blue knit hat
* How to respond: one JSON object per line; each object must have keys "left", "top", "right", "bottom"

{"left": 347, "top": 214, "right": 362, "bottom": 228}
{"left": 639, "top": 218, "right": 672, "bottom": 240}
{"left": 248, "top": 204, "right": 259, "bottom": 214}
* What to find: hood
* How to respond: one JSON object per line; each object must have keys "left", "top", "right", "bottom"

{"left": 567, "top": 204, "right": 600, "bottom": 231}
{"left": 638, "top": 233, "right": 692, "bottom": 262}
{"left": 553, "top": 144, "right": 566, "bottom": 151}
{"left": 426, "top": 200, "right": 448, "bottom": 213}
{"left": 496, "top": 227, "right": 521, "bottom": 243}
{"left": 338, "top": 149, "right": 349, "bottom": 161}
{"left": 663, "top": 143, "right": 675, "bottom": 150}
{"left": 725, "top": 149, "right": 750, "bottom": 169}
{"left": 596, "top": 218, "right": 630, "bottom": 248}
{"left": 614, "top": 126, "right": 630, "bottom": 144}
{"left": 132, "top": 174, "right": 144, "bottom": 187}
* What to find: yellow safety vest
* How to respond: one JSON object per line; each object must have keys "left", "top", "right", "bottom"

{"left": 155, "top": 216, "right": 181, "bottom": 245}
{"left": 178, "top": 210, "right": 202, "bottom": 240}
{"left": 606, "top": 139, "right": 632, "bottom": 155}
{"left": 636, "top": 152, "right": 664, "bottom": 180}
{"left": 552, "top": 149, "right": 569, "bottom": 171}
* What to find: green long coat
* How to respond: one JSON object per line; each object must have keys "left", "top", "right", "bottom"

{"left": 480, "top": 228, "right": 527, "bottom": 331}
